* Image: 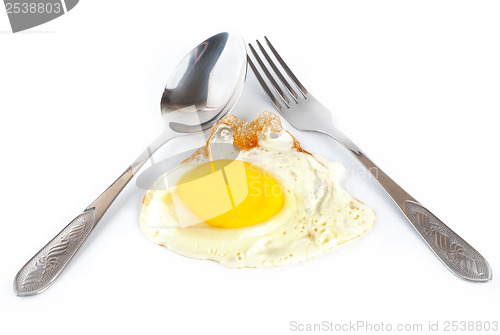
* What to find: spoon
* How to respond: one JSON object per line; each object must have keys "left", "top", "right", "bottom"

{"left": 14, "top": 32, "right": 247, "bottom": 296}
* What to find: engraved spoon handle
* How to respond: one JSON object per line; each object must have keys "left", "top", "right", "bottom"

{"left": 14, "top": 134, "right": 170, "bottom": 296}
{"left": 14, "top": 209, "right": 97, "bottom": 296}
{"left": 328, "top": 128, "right": 492, "bottom": 282}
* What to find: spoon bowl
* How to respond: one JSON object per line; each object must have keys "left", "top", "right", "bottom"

{"left": 162, "top": 32, "right": 247, "bottom": 133}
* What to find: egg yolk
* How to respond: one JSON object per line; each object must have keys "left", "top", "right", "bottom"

{"left": 175, "top": 160, "right": 284, "bottom": 228}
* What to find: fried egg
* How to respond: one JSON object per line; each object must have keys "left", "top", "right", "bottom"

{"left": 140, "top": 112, "right": 375, "bottom": 268}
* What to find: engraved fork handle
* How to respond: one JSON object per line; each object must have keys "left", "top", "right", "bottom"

{"left": 14, "top": 134, "right": 171, "bottom": 296}
{"left": 326, "top": 127, "right": 492, "bottom": 282}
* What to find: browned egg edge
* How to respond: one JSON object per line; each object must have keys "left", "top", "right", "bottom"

{"left": 182, "top": 111, "right": 311, "bottom": 162}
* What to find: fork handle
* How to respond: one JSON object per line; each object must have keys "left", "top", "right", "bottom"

{"left": 332, "top": 131, "right": 492, "bottom": 282}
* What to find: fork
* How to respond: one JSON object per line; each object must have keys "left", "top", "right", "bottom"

{"left": 248, "top": 37, "right": 491, "bottom": 282}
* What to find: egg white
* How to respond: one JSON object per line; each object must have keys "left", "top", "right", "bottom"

{"left": 140, "top": 115, "right": 375, "bottom": 268}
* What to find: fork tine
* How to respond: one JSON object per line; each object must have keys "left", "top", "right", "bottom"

{"left": 248, "top": 43, "right": 290, "bottom": 108}
{"left": 256, "top": 40, "right": 299, "bottom": 103}
{"left": 264, "top": 36, "right": 308, "bottom": 98}
{"left": 247, "top": 57, "right": 284, "bottom": 112}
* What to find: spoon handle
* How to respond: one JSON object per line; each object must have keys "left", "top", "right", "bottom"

{"left": 13, "top": 208, "right": 97, "bottom": 296}
{"left": 13, "top": 134, "right": 170, "bottom": 296}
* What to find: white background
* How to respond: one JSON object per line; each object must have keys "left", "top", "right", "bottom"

{"left": 1, "top": 1, "right": 499, "bottom": 334}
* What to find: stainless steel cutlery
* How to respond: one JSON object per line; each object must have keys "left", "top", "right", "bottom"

{"left": 248, "top": 37, "right": 491, "bottom": 282}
